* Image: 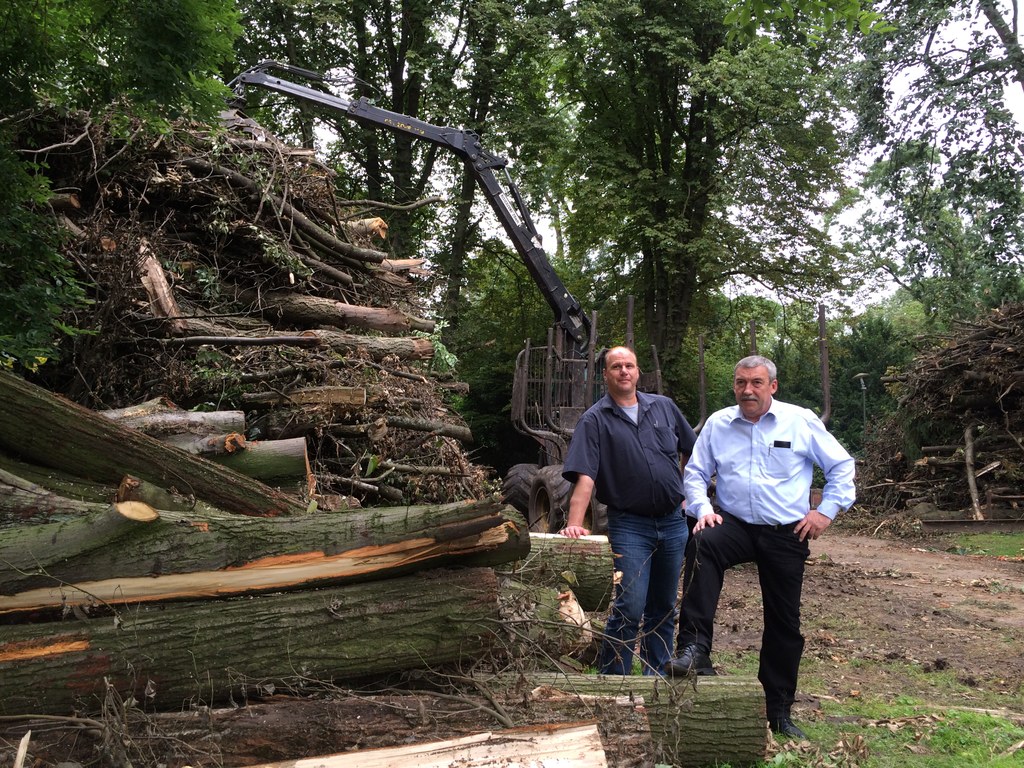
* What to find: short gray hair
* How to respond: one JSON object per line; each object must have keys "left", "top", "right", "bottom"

{"left": 736, "top": 355, "right": 777, "bottom": 382}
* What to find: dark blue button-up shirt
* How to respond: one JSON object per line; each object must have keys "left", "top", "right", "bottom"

{"left": 562, "top": 392, "right": 697, "bottom": 517}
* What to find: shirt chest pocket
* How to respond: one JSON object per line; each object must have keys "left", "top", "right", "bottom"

{"left": 765, "top": 443, "right": 803, "bottom": 478}
{"left": 648, "top": 425, "right": 678, "bottom": 455}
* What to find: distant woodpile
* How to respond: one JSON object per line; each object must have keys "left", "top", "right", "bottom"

{"left": 860, "top": 302, "right": 1024, "bottom": 521}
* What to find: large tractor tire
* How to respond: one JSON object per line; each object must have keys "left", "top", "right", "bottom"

{"left": 527, "top": 464, "right": 609, "bottom": 534}
{"left": 501, "top": 463, "right": 539, "bottom": 514}
{"left": 528, "top": 464, "right": 573, "bottom": 533}
{"left": 589, "top": 500, "right": 608, "bottom": 535}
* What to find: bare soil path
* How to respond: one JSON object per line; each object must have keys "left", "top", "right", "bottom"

{"left": 712, "top": 531, "right": 1024, "bottom": 722}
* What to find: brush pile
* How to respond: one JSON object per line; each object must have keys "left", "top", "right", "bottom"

{"left": 859, "top": 302, "right": 1024, "bottom": 520}
{"left": 15, "top": 105, "right": 485, "bottom": 508}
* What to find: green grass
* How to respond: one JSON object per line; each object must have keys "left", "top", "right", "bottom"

{"left": 709, "top": 651, "right": 1024, "bottom": 767}
{"left": 947, "top": 532, "right": 1024, "bottom": 559}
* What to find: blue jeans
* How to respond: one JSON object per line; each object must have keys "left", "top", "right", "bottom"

{"left": 599, "top": 507, "right": 688, "bottom": 675}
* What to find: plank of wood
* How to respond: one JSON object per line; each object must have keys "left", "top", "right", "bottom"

{"left": 243, "top": 721, "right": 607, "bottom": 768}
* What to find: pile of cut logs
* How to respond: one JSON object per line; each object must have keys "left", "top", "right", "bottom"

{"left": 0, "top": 372, "right": 767, "bottom": 767}
{"left": 0, "top": 109, "right": 767, "bottom": 767}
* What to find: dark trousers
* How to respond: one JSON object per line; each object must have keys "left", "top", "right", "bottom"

{"left": 676, "top": 511, "right": 809, "bottom": 719}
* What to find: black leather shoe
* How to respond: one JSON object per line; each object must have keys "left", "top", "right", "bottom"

{"left": 664, "top": 644, "right": 716, "bottom": 676}
{"left": 769, "top": 717, "right": 807, "bottom": 740}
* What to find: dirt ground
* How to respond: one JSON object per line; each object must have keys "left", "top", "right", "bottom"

{"left": 714, "top": 527, "right": 1024, "bottom": 721}
{"left": 5, "top": 525, "right": 1024, "bottom": 768}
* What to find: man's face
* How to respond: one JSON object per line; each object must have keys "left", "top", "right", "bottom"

{"left": 604, "top": 348, "right": 640, "bottom": 399}
{"left": 734, "top": 365, "right": 777, "bottom": 421}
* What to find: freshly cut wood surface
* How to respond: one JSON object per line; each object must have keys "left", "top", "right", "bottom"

{"left": 244, "top": 722, "right": 608, "bottom": 768}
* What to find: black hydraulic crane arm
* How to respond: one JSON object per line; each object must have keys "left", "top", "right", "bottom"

{"left": 229, "top": 60, "right": 591, "bottom": 350}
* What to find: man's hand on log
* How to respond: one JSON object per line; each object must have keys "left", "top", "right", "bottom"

{"left": 560, "top": 525, "right": 590, "bottom": 538}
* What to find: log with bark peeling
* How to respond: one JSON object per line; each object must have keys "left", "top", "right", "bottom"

{"left": 0, "top": 496, "right": 528, "bottom": 608}
{"left": 101, "top": 405, "right": 246, "bottom": 438}
{"left": 234, "top": 285, "right": 435, "bottom": 334}
{"left": 0, "top": 567, "right": 502, "bottom": 716}
{"left": 240, "top": 386, "right": 366, "bottom": 409}
{"left": 138, "top": 239, "right": 187, "bottom": 335}
{"left": 0, "top": 371, "right": 306, "bottom": 517}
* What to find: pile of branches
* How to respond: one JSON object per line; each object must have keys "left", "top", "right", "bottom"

{"left": 860, "top": 302, "right": 1024, "bottom": 519}
{"left": 12, "top": 106, "right": 487, "bottom": 507}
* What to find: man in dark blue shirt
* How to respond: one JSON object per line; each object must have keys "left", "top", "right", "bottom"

{"left": 561, "top": 346, "right": 697, "bottom": 675}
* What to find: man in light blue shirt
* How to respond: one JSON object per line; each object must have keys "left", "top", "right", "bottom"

{"left": 665, "top": 355, "right": 855, "bottom": 740}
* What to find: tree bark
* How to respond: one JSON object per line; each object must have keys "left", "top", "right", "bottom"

{"left": 0, "top": 372, "right": 307, "bottom": 517}
{"left": 0, "top": 568, "right": 501, "bottom": 716}
{"left": 98, "top": 673, "right": 766, "bottom": 768}
{"left": 240, "top": 387, "right": 366, "bottom": 409}
{"left": 0, "top": 497, "right": 528, "bottom": 608}
{"left": 207, "top": 436, "right": 311, "bottom": 485}
{"left": 384, "top": 416, "right": 474, "bottom": 443}
{"left": 507, "top": 533, "right": 614, "bottom": 612}
{"left": 0, "top": 454, "right": 113, "bottom": 506}
{"left": 0, "top": 467, "right": 115, "bottom": 527}
{"left": 518, "top": 672, "right": 767, "bottom": 768}
{"left": 102, "top": 407, "right": 247, "bottom": 439}
{"left": 160, "top": 432, "right": 247, "bottom": 456}
{"left": 139, "top": 241, "right": 188, "bottom": 335}
{"left": 234, "top": 286, "right": 435, "bottom": 334}
{"left": 167, "top": 317, "right": 435, "bottom": 362}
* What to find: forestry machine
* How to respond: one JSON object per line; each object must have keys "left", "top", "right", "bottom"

{"left": 229, "top": 60, "right": 632, "bottom": 533}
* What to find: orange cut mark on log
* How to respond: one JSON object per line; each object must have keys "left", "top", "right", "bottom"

{"left": 0, "top": 638, "right": 90, "bottom": 662}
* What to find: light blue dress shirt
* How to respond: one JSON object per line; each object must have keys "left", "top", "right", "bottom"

{"left": 683, "top": 398, "right": 856, "bottom": 525}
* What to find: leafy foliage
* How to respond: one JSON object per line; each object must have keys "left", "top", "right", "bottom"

{"left": 0, "top": 139, "right": 89, "bottom": 370}
{"left": 552, "top": 0, "right": 853, "bottom": 386}
{"left": 724, "top": 0, "right": 895, "bottom": 42}
{"left": 1, "top": 0, "right": 240, "bottom": 119}
{"left": 0, "top": 0, "right": 240, "bottom": 369}
{"left": 840, "top": 0, "right": 1024, "bottom": 322}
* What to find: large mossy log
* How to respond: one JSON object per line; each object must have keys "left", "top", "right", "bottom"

{"left": 506, "top": 533, "right": 614, "bottom": 612}
{"left": 0, "top": 466, "right": 115, "bottom": 527}
{"left": 0, "top": 371, "right": 306, "bottom": 517}
{"left": 109, "top": 671, "right": 767, "bottom": 768}
{"left": 0, "top": 497, "right": 529, "bottom": 609}
{"left": 518, "top": 672, "right": 767, "bottom": 768}
{"left": 0, "top": 568, "right": 501, "bottom": 716}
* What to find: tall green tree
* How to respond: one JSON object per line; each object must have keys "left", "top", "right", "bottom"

{"left": 842, "top": 0, "right": 1024, "bottom": 324}
{"left": 552, "top": 0, "right": 852, "bottom": 391}
{"left": 0, "top": 0, "right": 240, "bottom": 370}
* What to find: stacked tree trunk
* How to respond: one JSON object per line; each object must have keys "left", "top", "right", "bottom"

{"left": 11, "top": 107, "right": 481, "bottom": 510}
{"left": 0, "top": 382, "right": 766, "bottom": 767}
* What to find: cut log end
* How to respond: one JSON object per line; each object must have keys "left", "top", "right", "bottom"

{"left": 115, "top": 500, "right": 159, "bottom": 523}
